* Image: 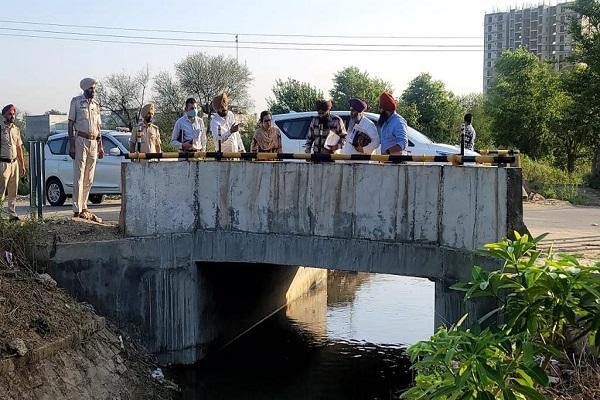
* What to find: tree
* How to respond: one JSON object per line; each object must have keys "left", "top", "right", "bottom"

{"left": 329, "top": 66, "right": 393, "bottom": 112}
{"left": 552, "top": 64, "right": 598, "bottom": 173}
{"left": 44, "top": 109, "right": 66, "bottom": 115}
{"left": 152, "top": 71, "right": 186, "bottom": 151}
{"left": 569, "top": 0, "right": 600, "bottom": 181}
{"left": 97, "top": 69, "right": 150, "bottom": 131}
{"left": 400, "top": 73, "right": 463, "bottom": 143}
{"left": 488, "top": 49, "right": 563, "bottom": 159}
{"left": 396, "top": 99, "right": 421, "bottom": 129}
{"left": 267, "top": 78, "right": 324, "bottom": 113}
{"left": 175, "top": 52, "right": 252, "bottom": 112}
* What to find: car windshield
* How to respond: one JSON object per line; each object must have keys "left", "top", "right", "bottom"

{"left": 407, "top": 127, "right": 433, "bottom": 144}
{"left": 112, "top": 135, "right": 131, "bottom": 151}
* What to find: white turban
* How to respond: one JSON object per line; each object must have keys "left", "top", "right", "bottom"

{"left": 80, "top": 78, "right": 97, "bottom": 91}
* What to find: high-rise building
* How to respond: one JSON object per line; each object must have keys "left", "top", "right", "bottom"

{"left": 483, "top": 2, "right": 579, "bottom": 93}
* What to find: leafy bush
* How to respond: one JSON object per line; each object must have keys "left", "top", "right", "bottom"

{"left": 521, "top": 155, "right": 587, "bottom": 203}
{"left": 403, "top": 233, "right": 600, "bottom": 400}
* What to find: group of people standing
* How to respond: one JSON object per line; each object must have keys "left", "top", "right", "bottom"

{"left": 1, "top": 75, "right": 462, "bottom": 221}
{"left": 305, "top": 92, "right": 408, "bottom": 156}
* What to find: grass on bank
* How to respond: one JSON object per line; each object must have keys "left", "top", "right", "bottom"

{"left": 521, "top": 155, "right": 588, "bottom": 204}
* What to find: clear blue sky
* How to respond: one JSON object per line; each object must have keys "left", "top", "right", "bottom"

{"left": 0, "top": 0, "right": 562, "bottom": 115}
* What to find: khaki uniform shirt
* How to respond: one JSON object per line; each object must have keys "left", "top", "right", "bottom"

{"left": 0, "top": 122, "right": 22, "bottom": 160}
{"left": 68, "top": 95, "right": 101, "bottom": 138}
{"left": 130, "top": 123, "right": 161, "bottom": 153}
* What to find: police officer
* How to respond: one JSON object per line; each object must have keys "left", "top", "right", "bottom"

{"left": 68, "top": 77, "right": 104, "bottom": 222}
{"left": 130, "top": 103, "right": 162, "bottom": 154}
{"left": 0, "top": 104, "right": 25, "bottom": 221}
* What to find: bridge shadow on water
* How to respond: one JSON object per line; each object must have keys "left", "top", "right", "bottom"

{"left": 168, "top": 271, "right": 435, "bottom": 400}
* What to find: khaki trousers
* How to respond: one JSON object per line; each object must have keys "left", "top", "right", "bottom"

{"left": 0, "top": 160, "right": 18, "bottom": 217}
{"left": 72, "top": 136, "right": 98, "bottom": 214}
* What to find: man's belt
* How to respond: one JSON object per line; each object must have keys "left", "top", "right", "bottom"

{"left": 77, "top": 132, "right": 100, "bottom": 140}
{"left": 0, "top": 157, "right": 16, "bottom": 163}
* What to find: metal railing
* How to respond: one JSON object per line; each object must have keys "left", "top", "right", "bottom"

{"left": 126, "top": 151, "right": 519, "bottom": 167}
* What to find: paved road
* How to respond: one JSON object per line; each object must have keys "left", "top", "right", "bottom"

{"left": 523, "top": 202, "right": 600, "bottom": 254}
{"left": 15, "top": 199, "right": 121, "bottom": 223}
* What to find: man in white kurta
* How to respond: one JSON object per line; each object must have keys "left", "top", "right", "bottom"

{"left": 342, "top": 97, "right": 380, "bottom": 155}
{"left": 210, "top": 93, "right": 245, "bottom": 153}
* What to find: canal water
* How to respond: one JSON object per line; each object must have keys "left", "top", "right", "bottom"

{"left": 169, "top": 271, "right": 435, "bottom": 399}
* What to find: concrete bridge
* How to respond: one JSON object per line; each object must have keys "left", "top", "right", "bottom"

{"left": 49, "top": 160, "right": 525, "bottom": 364}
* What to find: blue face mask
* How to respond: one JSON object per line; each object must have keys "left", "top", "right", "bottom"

{"left": 187, "top": 109, "right": 198, "bottom": 118}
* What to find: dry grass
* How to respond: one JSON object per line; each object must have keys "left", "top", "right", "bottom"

{"left": 544, "top": 353, "right": 600, "bottom": 400}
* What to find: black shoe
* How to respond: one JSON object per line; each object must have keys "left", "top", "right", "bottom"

{"left": 9, "top": 215, "right": 20, "bottom": 222}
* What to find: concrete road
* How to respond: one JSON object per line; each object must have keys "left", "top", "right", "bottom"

{"left": 15, "top": 199, "right": 121, "bottom": 223}
{"left": 523, "top": 202, "right": 600, "bottom": 255}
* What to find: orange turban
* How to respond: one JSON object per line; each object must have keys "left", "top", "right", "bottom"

{"left": 379, "top": 92, "right": 397, "bottom": 112}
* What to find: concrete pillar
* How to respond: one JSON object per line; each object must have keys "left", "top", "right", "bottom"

{"left": 434, "top": 279, "right": 498, "bottom": 330}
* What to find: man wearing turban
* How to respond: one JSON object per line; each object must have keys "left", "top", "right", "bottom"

{"left": 342, "top": 97, "right": 380, "bottom": 155}
{"left": 378, "top": 92, "right": 408, "bottom": 155}
{"left": 130, "top": 103, "right": 161, "bottom": 154}
{"left": 0, "top": 104, "right": 25, "bottom": 220}
{"left": 68, "top": 77, "right": 104, "bottom": 222}
{"left": 210, "top": 93, "right": 245, "bottom": 152}
{"left": 305, "top": 99, "right": 346, "bottom": 154}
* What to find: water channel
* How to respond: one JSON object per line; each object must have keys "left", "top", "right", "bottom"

{"left": 168, "top": 271, "right": 435, "bottom": 399}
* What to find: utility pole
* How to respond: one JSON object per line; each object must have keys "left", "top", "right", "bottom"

{"left": 235, "top": 34, "right": 239, "bottom": 62}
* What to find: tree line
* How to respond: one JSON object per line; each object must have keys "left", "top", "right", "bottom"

{"left": 45, "top": 0, "right": 597, "bottom": 179}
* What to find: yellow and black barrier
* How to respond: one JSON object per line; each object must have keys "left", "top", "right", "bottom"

{"left": 476, "top": 150, "right": 521, "bottom": 167}
{"left": 126, "top": 151, "right": 518, "bottom": 166}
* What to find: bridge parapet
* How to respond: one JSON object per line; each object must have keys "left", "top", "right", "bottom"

{"left": 121, "top": 161, "right": 524, "bottom": 253}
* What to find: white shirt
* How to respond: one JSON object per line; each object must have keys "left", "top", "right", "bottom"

{"left": 171, "top": 115, "right": 207, "bottom": 150}
{"left": 342, "top": 115, "right": 380, "bottom": 155}
{"left": 210, "top": 111, "right": 246, "bottom": 152}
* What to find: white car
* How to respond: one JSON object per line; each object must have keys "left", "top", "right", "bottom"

{"left": 44, "top": 130, "right": 130, "bottom": 206}
{"left": 272, "top": 111, "right": 479, "bottom": 156}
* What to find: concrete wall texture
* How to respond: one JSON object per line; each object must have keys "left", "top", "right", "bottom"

{"left": 122, "top": 161, "right": 523, "bottom": 255}
{"left": 49, "top": 237, "right": 327, "bottom": 365}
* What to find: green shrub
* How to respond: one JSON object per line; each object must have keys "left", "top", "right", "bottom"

{"left": 403, "top": 233, "right": 600, "bottom": 400}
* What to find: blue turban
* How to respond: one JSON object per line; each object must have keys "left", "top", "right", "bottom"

{"left": 348, "top": 97, "right": 367, "bottom": 113}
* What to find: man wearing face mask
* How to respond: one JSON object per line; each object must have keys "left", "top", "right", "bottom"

{"left": 0, "top": 104, "right": 25, "bottom": 221}
{"left": 68, "top": 77, "right": 103, "bottom": 222}
{"left": 130, "top": 103, "right": 161, "bottom": 154}
{"left": 210, "top": 93, "right": 245, "bottom": 153}
{"left": 305, "top": 100, "right": 346, "bottom": 154}
{"left": 171, "top": 97, "right": 206, "bottom": 151}
{"left": 378, "top": 92, "right": 407, "bottom": 156}
{"left": 342, "top": 97, "right": 379, "bottom": 155}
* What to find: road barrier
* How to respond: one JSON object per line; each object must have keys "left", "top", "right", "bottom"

{"left": 126, "top": 151, "right": 519, "bottom": 166}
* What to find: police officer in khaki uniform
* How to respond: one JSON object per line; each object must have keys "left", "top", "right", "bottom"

{"left": 129, "top": 103, "right": 161, "bottom": 154}
{"left": 0, "top": 104, "right": 25, "bottom": 220}
{"left": 68, "top": 78, "right": 104, "bottom": 222}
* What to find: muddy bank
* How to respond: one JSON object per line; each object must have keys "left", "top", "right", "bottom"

{"left": 0, "top": 218, "right": 176, "bottom": 399}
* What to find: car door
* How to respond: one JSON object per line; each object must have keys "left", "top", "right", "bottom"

{"left": 48, "top": 137, "right": 74, "bottom": 195}
{"left": 45, "top": 137, "right": 65, "bottom": 180}
{"left": 92, "top": 136, "right": 122, "bottom": 194}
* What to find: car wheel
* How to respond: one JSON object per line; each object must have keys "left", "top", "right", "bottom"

{"left": 46, "top": 178, "right": 66, "bottom": 206}
{"left": 89, "top": 194, "right": 105, "bottom": 204}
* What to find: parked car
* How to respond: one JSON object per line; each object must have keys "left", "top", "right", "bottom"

{"left": 44, "top": 130, "right": 130, "bottom": 206}
{"left": 272, "top": 111, "right": 480, "bottom": 156}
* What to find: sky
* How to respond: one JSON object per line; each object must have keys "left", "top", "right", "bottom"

{"left": 0, "top": 0, "right": 564, "bottom": 115}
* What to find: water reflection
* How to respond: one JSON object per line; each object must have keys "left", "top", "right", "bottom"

{"left": 169, "top": 272, "right": 434, "bottom": 400}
